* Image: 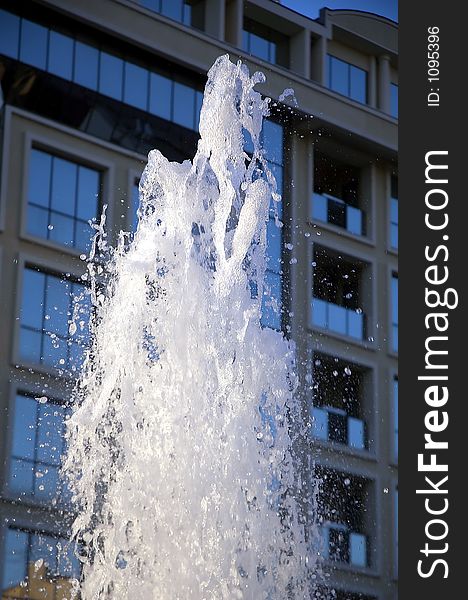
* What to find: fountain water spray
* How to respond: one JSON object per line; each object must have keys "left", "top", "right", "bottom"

{"left": 65, "top": 55, "right": 317, "bottom": 599}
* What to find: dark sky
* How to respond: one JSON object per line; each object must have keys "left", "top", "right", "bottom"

{"left": 281, "top": 0, "right": 398, "bottom": 23}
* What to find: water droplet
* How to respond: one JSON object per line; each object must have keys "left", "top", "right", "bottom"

{"left": 36, "top": 396, "right": 48, "bottom": 404}
{"left": 47, "top": 224, "right": 54, "bottom": 230}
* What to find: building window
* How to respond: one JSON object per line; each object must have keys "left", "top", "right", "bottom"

{"left": 1, "top": 528, "right": 80, "bottom": 598}
{"left": 393, "top": 376, "right": 398, "bottom": 461}
{"left": 317, "top": 467, "right": 370, "bottom": 569}
{"left": 311, "top": 246, "right": 367, "bottom": 341}
{"left": 390, "top": 83, "right": 398, "bottom": 118}
{"left": 0, "top": 8, "right": 203, "bottom": 132}
{"left": 391, "top": 274, "right": 398, "bottom": 352}
{"left": 261, "top": 120, "right": 284, "bottom": 330}
{"left": 136, "top": 0, "right": 192, "bottom": 25}
{"left": 19, "top": 267, "right": 90, "bottom": 373}
{"left": 327, "top": 55, "right": 368, "bottom": 104}
{"left": 27, "top": 149, "right": 101, "bottom": 252}
{"left": 311, "top": 152, "right": 364, "bottom": 236}
{"left": 242, "top": 20, "right": 288, "bottom": 67}
{"left": 9, "top": 393, "right": 70, "bottom": 506}
{"left": 390, "top": 175, "right": 398, "bottom": 249}
{"left": 311, "top": 354, "right": 368, "bottom": 451}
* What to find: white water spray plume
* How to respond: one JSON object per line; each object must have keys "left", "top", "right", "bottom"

{"left": 64, "top": 55, "right": 318, "bottom": 599}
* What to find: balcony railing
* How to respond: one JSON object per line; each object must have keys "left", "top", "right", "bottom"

{"left": 311, "top": 298, "right": 364, "bottom": 340}
{"left": 321, "top": 523, "right": 367, "bottom": 568}
{"left": 311, "top": 192, "right": 364, "bottom": 236}
{"left": 311, "top": 406, "right": 365, "bottom": 450}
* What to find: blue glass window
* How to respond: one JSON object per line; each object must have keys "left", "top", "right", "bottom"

{"left": 243, "top": 25, "right": 278, "bottom": 64}
{"left": 9, "top": 393, "right": 70, "bottom": 505}
{"left": 391, "top": 274, "right": 398, "bottom": 352}
{"left": 1, "top": 8, "right": 203, "bottom": 132}
{"left": 391, "top": 83, "right": 398, "bottom": 118}
{"left": 99, "top": 52, "right": 124, "bottom": 100}
{"left": 27, "top": 148, "right": 100, "bottom": 251}
{"left": 124, "top": 62, "right": 149, "bottom": 111}
{"left": 260, "top": 120, "right": 284, "bottom": 330}
{"left": 137, "top": 0, "right": 191, "bottom": 24}
{"left": 74, "top": 41, "right": 99, "bottom": 90}
{"left": 328, "top": 55, "right": 368, "bottom": 105}
{"left": 0, "top": 9, "right": 20, "bottom": 59}
{"left": 1, "top": 528, "right": 80, "bottom": 596}
{"left": 329, "top": 56, "right": 348, "bottom": 96}
{"left": 350, "top": 65, "right": 367, "bottom": 104}
{"left": 393, "top": 376, "right": 398, "bottom": 460}
{"left": 48, "top": 31, "right": 74, "bottom": 80}
{"left": 173, "top": 81, "right": 195, "bottom": 129}
{"left": 149, "top": 72, "right": 172, "bottom": 119}
{"left": 19, "top": 267, "right": 90, "bottom": 372}
{"left": 161, "top": 0, "right": 185, "bottom": 21}
{"left": 20, "top": 19, "right": 48, "bottom": 70}
{"left": 390, "top": 175, "right": 398, "bottom": 249}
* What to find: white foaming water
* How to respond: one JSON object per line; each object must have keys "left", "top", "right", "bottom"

{"left": 65, "top": 55, "right": 316, "bottom": 599}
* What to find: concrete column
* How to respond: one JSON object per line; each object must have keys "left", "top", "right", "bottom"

{"left": 290, "top": 28, "right": 311, "bottom": 78}
{"left": 225, "top": 0, "right": 243, "bottom": 48}
{"left": 204, "top": 0, "right": 225, "bottom": 40}
{"left": 378, "top": 54, "right": 391, "bottom": 113}
{"left": 368, "top": 55, "right": 377, "bottom": 108}
{"left": 310, "top": 35, "right": 327, "bottom": 85}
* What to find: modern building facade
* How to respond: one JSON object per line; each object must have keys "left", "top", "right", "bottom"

{"left": 0, "top": 1, "right": 398, "bottom": 598}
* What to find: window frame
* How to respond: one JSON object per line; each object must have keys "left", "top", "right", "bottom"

{"left": 2, "top": 380, "right": 72, "bottom": 510}
{"left": 12, "top": 253, "right": 90, "bottom": 380}
{"left": 308, "top": 348, "right": 379, "bottom": 460}
{"left": 0, "top": 522, "right": 80, "bottom": 594}
{"left": 307, "top": 240, "right": 377, "bottom": 349}
{"left": 20, "top": 131, "right": 114, "bottom": 258}
{"left": 327, "top": 54, "right": 369, "bottom": 105}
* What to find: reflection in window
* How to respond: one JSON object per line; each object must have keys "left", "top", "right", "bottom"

{"left": 1, "top": 528, "right": 80, "bottom": 599}
{"left": 390, "top": 175, "right": 398, "bottom": 249}
{"left": 391, "top": 83, "right": 398, "bottom": 118}
{"left": 19, "top": 267, "right": 90, "bottom": 372}
{"left": 0, "top": 8, "right": 203, "bottom": 132}
{"left": 391, "top": 274, "right": 398, "bottom": 352}
{"left": 9, "top": 393, "right": 70, "bottom": 505}
{"left": 328, "top": 55, "right": 368, "bottom": 104}
{"left": 27, "top": 149, "right": 100, "bottom": 252}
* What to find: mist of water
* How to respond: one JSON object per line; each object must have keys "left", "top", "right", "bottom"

{"left": 64, "top": 55, "right": 317, "bottom": 599}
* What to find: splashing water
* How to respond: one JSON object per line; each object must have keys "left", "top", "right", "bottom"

{"left": 65, "top": 55, "right": 316, "bottom": 599}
